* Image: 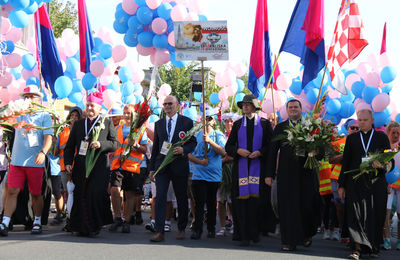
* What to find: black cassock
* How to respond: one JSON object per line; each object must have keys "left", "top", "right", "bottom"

{"left": 225, "top": 116, "right": 274, "bottom": 242}
{"left": 64, "top": 117, "right": 117, "bottom": 235}
{"left": 339, "top": 129, "right": 390, "bottom": 253}
{"left": 267, "top": 120, "right": 321, "bottom": 246}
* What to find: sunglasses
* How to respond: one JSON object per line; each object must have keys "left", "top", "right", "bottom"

{"left": 163, "top": 102, "right": 174, "bottom": 106}
{"left": 350, "top": 126, "right": 359, "bottom": 130}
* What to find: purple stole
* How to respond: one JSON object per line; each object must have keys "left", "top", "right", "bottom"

{"left": 237, "top": 115, "right": 263, "bottom": 199}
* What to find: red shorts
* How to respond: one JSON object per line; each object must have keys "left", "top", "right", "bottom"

{"left": 8, "top": 165, "right": 44, "bottom": 195}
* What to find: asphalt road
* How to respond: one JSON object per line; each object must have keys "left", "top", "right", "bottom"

{"left": 0, "top": 212, "right": 399, "bottom": 260}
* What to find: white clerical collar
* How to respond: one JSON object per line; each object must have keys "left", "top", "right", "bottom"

{"left": 88, "top": 116, "right": 97, "bottom": 121}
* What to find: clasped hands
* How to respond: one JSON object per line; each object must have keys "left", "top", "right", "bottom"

{"left": 237, "top": 148, "right": 261, "bottom": 159}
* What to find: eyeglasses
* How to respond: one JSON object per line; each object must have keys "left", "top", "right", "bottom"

{"left": 350, "top": 126, "right": 360, "bottom": 130}
{"left": 24, "top": 94, "right": 39, "bottom": 99}
{"left": 163, "top": 102, "right": 174, "bottom": 106}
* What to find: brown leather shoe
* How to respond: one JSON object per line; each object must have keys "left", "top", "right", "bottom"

{"left": 150, "top": 232, "right": 165, "bottom": 242}
{"left": 176, "top": 230, "right": 185, "bottom": 240}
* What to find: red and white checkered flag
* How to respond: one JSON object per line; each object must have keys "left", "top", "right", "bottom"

{"left": 327, "top": 0, "right": 368, "bottom": 94}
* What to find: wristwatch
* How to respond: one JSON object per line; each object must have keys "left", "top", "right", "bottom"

{"left": 40, "top": 150, "right": 47, "bottom": 155}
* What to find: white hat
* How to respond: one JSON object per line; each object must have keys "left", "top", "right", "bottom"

{"left": 19, "top": 85, "right": 43, "bottom": 98}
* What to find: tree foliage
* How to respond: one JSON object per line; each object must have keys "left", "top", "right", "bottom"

{"left": 49, "top": 0, "right": 78, "bottom": 38}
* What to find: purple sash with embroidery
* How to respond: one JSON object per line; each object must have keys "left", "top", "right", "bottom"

{"left": 237, "top": 115, "right": 263, "bottom": 199}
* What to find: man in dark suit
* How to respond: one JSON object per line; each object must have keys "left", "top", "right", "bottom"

{"left": 149, "top": 95, "right": 197, "bottom": 242}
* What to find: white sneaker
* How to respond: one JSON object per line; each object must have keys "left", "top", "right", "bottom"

{"left": 323, "top": 230, "right": 331, "bottom": 240}
{"left": 331, "top": 229, "right": 340, "bottom": 241}
{"left": 216, "top": 228, "right": 226, "bottom": 237}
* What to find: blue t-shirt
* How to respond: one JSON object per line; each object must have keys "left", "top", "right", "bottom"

{"left": 192, "top": 130, "right": 226, "bottom": 182}
{"left": 47, "top": 154, "right": 61, "bottom": 176}
{"left": 11, "top": 112, "right": 53, "bottom": 167}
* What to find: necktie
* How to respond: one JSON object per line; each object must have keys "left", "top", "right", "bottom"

{"left": 167, "top": 118, "right": 172, "bottom": 140}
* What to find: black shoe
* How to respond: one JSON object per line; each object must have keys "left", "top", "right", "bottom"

{"left": 239, "top": 240, "right": 250, "bottom": 247}
{"left": 232, "top": 233, "right": 241, "bottom": 241}
{"left": 129, "top": 215, "right": 136, "bottom": 225}
{"left": 207, "top": 231, "right": 215, "bottom": 238}
{"left": 135, "top": 212, "right": 143, "bottom": 225}
{"left": 190, "top": 230, "right": 202, "bottom": 240}
{"left": 145, "top": 222, "right": 156, "bottom": 233}
{"left": 88, "top": 230, "right": 100, "bottom": 237}
{"left": 0, "top": 223, "right": 8, "bottom": 237}
{"left": 303, "top": 238, "right": 312, "bottom": 247}
{"left": 121, "top": 222, "right": 130, "bottom": 233}
{"left": 109, "top": 218, "right": 123, "bottom": 232}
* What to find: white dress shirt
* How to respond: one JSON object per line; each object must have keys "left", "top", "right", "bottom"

{"left": 165, "top": 113, "right": 178, "bottom": 142}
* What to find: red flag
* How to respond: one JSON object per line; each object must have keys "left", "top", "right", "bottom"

{"left": 380, "top": 22, "right": 387, "bottom": 54}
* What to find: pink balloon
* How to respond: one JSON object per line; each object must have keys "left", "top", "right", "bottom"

{"left": 76, "top": 71, "right": 85, "bottom": 80}
{"left": 154, "top": 49, "right": 170, "bottom": 65}
{"left": 5, "top": 53, "right": 22, "bottom": 68}
{"left": 328, "top": 90, "right": 341, "bottom": 99}
{"left": 122, "top": 0, "right": 139, "bottom": 14}
{"left": 0, "top": 88, "right": 10, "bottom": 105}
{"left": 134, "top": 86, "right": 143, "bottom": 96}
{"left": 132, "top": 70, "right": 145, "bottom": 84}
{"left": 187, "top": 0, "right": 207, "bottom": 14}
{"left": 26, "top": 37, "right": 37, "bottom": 54}
{"left": 224, "top": 85, "right": 235, "bottom": 97}
{"left": 355, "top": 102, "right": 372, "bottom": 112}
{"left": 379, "top": 52, "right": 392, "bottom": 67}
{"left": 262, "top": 99, "right": 273, "bottom": 114}
{"left": 90, "top": 60, "right": 105, "bottom": 77}
{"left": 5, "top": 27, "right": 22, "bottom": 42}
{"left": 276, "top": 74, "right": 291, "bottom": 90}
{"left": 100, "top": 75, "right": 113, "bottom": 86}
{"left": 112, "top": 45, "right": 127, "bottom": 63}
{"left": 221, "top": 68, "right": 236, "bottom": 87}
{"left": 146, "top": 0, "right": 162, "bottom": 9}
{"left": 151, "top": 18, "right": 167, "bottom": 35}
{"left": 158, "top": 96, "right": 165, "bottom": 107}
{"left": 345, "top": 73, "right": 361, "bottom": 90}
{"left": 364, "top": 72, "right": 380, "bottom": 87}
{"left": 1, "top": 18, "right": 11, "bottom": 34}
{"left": 136, "top": 44, "right": 156, "bottom": 56}
{"left": 367, "top": 53, "right": 379, "bottom": 70}
{"left": 215, "top": 72, "right": 224, "bottom": 87}
{"left": 394, "top": 153, "right": 400, "bottom": 168}
{"left": 62, "top": 28, "right": 75, "bottom": 41}
{"left": 221, "top": 99, "right": 230, "bottom": 111}
{"left": 168, "top": 32, "right": 175, "bottom": 46}
{"left": 160, "top": 83, "right": 172, "bottom": 95}
{"left": 103, "top": 89, "right": 118, "bottom": 109}
{"left": 371, "top": 93, "right": 390, "bottom": 112}
{"left": 230, "top": 63, "right": 246, "bottom": 77}
{"left": 0, "top": 71, "right": 13, "bottom": 86}
{"left": 170, "top": 4, "right": 188, "bottom": 21}
{"left": 218, "top": 88, "right": 227, "bottom": 101}
{"left": 186, "top": 12, "right": 198, "bottom": 21}
{"left": 356, "top": 62, "right": 371, "bottom": 80}
{"left": 279, "top": 106, "right": 288, "bottom": 121}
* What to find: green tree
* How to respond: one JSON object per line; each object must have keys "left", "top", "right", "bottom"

{"left": 49, "top": 0, "right": 78, "bottom": 38}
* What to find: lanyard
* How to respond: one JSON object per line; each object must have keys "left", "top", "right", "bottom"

{"left": 360, "top": 129, "right": 374, "bottom": 156}
{"left": 85, "top": 117, "right": 101, "bottom": 140}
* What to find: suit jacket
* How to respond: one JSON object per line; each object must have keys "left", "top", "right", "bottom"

{"left": 149, "top": 114, "right": 196, "bottom": 176}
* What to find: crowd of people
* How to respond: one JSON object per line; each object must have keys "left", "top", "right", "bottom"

{"left": 0, "top": 87, "right": 399, "bottom": 260}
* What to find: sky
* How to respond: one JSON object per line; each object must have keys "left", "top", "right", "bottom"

{"left": 85, "top": 0, "right": 400, "bottom": 80}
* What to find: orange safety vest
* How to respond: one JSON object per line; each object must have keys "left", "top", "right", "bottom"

{"left": 319, "top": 160, "right": 333, "bottom": 195}
{"left": 330, "top": 137, "right": 346, "bottom": 180}
{"left": 58, "top": 126, "right": 70, "bottom": 172}
{"left": 111, "top": 125, "right": 145, "bottom": 173}
{"left": 392, "top": 177, "right": 400, "bottom": 190}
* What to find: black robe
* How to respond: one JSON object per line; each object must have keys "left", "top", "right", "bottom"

{"left": 339, "top": 129, "right": 390, "bottom": 253}
{"left": 267, "top": 120, "right": 321, "bottom": 246}
{"left": 226, "top": 116, "right": 273, "bottom": 241}
{"left": 64, "top": 117, "right": 117, "bottom": 235}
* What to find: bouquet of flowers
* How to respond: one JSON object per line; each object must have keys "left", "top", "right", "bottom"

{"left": 281, "top": 113, "right": 339, "bottom": 169}
{"left": 153, "top": 122, "right": 204, "bottom": 177}
{"left": 121, "top": 99, "right": 152, "bottom": 162}
{"left": 344, "top": 149, "right": 398, "bottom": 180}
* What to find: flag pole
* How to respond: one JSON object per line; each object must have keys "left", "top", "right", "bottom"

{"left": 313, "top": 64, "right": 328, "bottom": 114}
{"left": 260, "top": 52, "right": 281, "bottom": 114}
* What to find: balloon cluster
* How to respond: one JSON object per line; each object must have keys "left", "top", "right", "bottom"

{"left": 113, "top": 0, "right": 207, "bottom": 67}
{"left": 1, "top": 0, "right": 54, "bottom": 28}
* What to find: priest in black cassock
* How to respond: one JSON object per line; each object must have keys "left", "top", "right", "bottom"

{"left": 338, "top": 109, "right": 391, "bottom": 259}
{"left": 225, "top": 95, "right": 273, "bottom": 246}
{"left": 64, "top": 92, "right": 117, "bottom": 237}
{"left": 266, "top": 99, "right": 321, "bottom": 251}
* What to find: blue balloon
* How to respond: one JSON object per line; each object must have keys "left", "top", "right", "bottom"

{"left": 209, "top": 93, "right": 219, "bottom": 105}
{"left": 324, "top": 113, "right": 340, "bottom": 125}
{"left": 373, "top": 109, "right": 390, "bottom": 127}
{"left": 72, "top": 80, "right": 84, "bottom": 92}
{"left": 341, "top": 89, "right": 355, "bottom": 102}
{"left": 381, "top": 66, "right": 397, "bottom": 84}
{"left": 157, "top": 3, "right": 172, "bottom": 20}
{"left": 121, "top": 81, "right": 134, "bottom": 96}
{"left": 152, "top": 34, "right": 168, "bottom": 49}
{"left": 167, "top": 19, "right": 174, "bottom": 33}
{"left": 362, "top": 86, "right": 379, "bottom": 104}
{"left": 9, "top": 10, "right": 29, "bottom": 28}
{"left": 82, "top": 73, "right": 97, "bottom": 90}
{"left": 351, "top": 81, "right": 365, "bottom": 98}
{"left": 93, "top": 37, "right": 104, "bottom": 53}
{"left": 115, "top": 8, "right": 130, "bottom": 23}
{"left": 107, "top": 81, "right": 119, "bottom": 92}
{"left": 149, "top": 114, "right": 160, "bottom": 123}
{"left": 10, "top": 68, "right": 22, "bottom": 79}
{"left": 290, "top": 80, "right": 302, "bottom": 95}
{"left": 236, "top": 79, "right": 244, "bottom": 93}
{"left": 122, "top": 94, "right": 136, "bottom": 104}
{"left": 340, "top": 124, "right": 348, "bottom": 135}
{"left": 153, "top": 106, "right": 162, "bottom": 115}
{"left": 0, "top": 0, "right": 9, "bottom": 5}
{"left": 339, "top": 102, "right": 355, "bottom": 118}
{"left": 198, "top": 14, "right": 208, "bottom": 21}
{"left": 183, "top": 107, "right": 197, "bottom": 121}
{"left": 118, "top": 66, "right": 132, "bottom": 83}
{"left": 115, "top": 2, "right": 123, "bottom": 12}
{"left": 396, "top": 113, "right": 400, "bottom": 123}
{"left": 66, "top": 58, "right": 80, "bottom": 75}
{"left": 135, "top": 0, "right": 147, "bottom": 6}
{"left": 26, "top": 77, "right": 40, "bottom": 86}
{"left": 24, "top": 1, "right": 38, "bottom": 14}
{"left": 138, "top": 31, "right": 154, "bottom": 47}
{"left": 170, "top": 52, "right": 186, "bottom": 68}
{"left": 127, "top": 16, "right": 144, "bottom": 34}
{"left": 113, "top": 20, "right": 128, "bottom": 34}
{"left": 327, "top": 99, "right": 341, "bottom": 115}
{"left": 99, "top": 43, "right": 112, "bottom": 59}
{"left": 10, "top": 0, "right": 29, "bottom": 10}
{"left": 381, "top": 83, "right": 393, "bottom": 94}
{"left": 1, "top": 40, "right": 15, "bottom": 54}
{"left": 306, "top": 88, "right": 319, "bottom": 104}
{"left": 386, "top": 166, "right": 400, "bottom": 184}
{"left": 235, "top": 93, "right": 245, "bottom": 104}
{"left": 149, "top": 96, "right": 158, "bottom": 109}
{"left": 136, "top": 95, "right": 144, "bottom": 104}
{"left": 137, "top": 6, "right": 153, "bottom": 25}
{"left": 21, "top": 54, "right": 36, "bottom": 70}
{"left": 68, "top": 92, "right": 83, "bottom": 104}
{"left": 55, "top": 76, "right": 73, "bottom": 99}
{"left": 124, "top": 32, "right": 139, "bottom": 47}
{"left": 194, "top": 92, "right": 202, "bottom": 101}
